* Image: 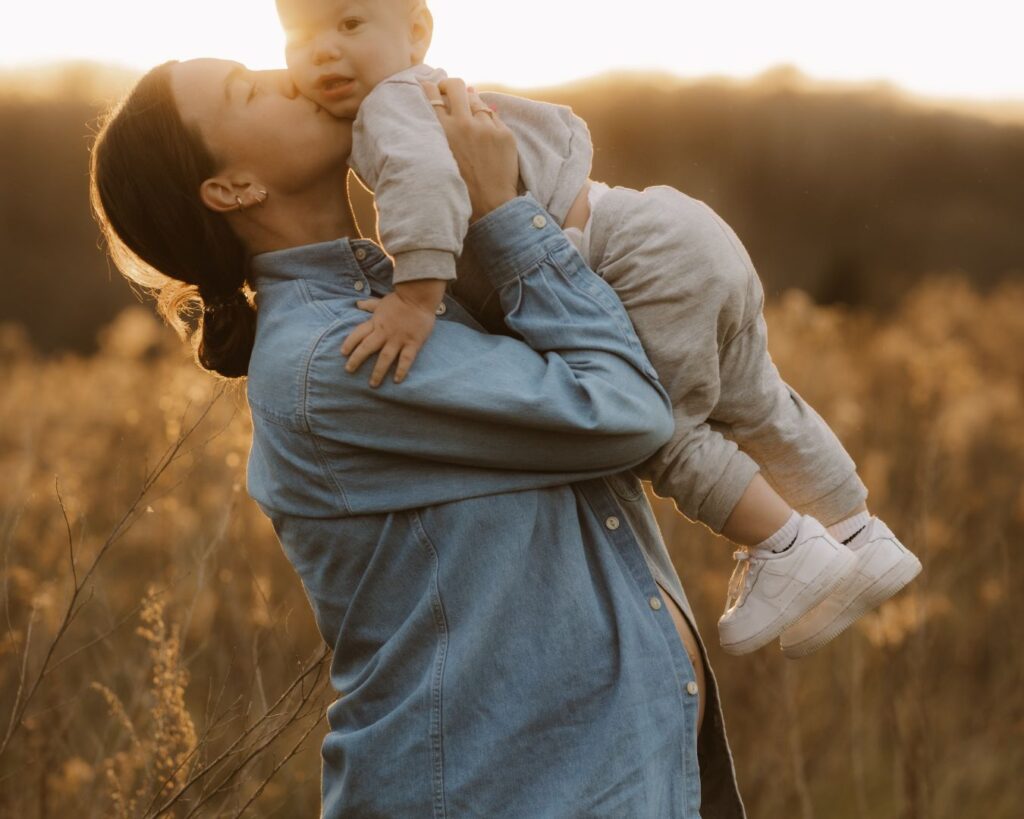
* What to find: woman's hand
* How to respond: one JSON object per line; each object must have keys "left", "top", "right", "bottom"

{"left": 420, "top": 78, "right": 520, "bottom": 222}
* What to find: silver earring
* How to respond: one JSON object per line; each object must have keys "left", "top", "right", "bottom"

{"left": 235, "top": 195, "right": 244, "bottom": 211}
{"left": 256, "top": 189, "right": 269, "bottom": 207}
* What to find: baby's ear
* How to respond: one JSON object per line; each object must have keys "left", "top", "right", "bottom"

{"left": 408, "top": 4, "right": 433, "bottom": 64}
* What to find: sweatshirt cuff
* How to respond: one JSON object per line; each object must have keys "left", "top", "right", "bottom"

{"left": 464, "top": 194, "right": 574, "bottom": 291}
{"left": 699, "top": 451, "right": 762, "bottom": 535}
{"left": 392, "top": 249, "right": 458, "bottom": 285}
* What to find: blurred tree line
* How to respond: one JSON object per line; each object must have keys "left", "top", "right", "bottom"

{"left": 1, "top": 62, "right": 1022, "bottom": 353}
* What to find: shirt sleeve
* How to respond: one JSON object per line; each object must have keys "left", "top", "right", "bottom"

{"left": 303, "top": 196, "right": 675, "bottom": 474}
{"left": 350, "top": 71, "right": 471, "bottom": 285}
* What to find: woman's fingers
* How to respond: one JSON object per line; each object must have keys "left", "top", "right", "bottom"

{"left": 420, "top": 80, "right": 448, "bottom": 115}
{"left": 423, "top": 78, "right": 497, "bottom": 127}
{"left": 438, "top": 77, "right": 470, "bottom": 119}
{"left": 466, "top": 89, "right": 495, "bottom": 122}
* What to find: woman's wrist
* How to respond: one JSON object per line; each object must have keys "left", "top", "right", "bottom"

{"left": 471, "top": 186, "right": 520, "bottom": 223}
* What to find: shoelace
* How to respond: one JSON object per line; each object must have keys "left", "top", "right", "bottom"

{"left": 724, "top": 547, "right": 775, "bottom": 610}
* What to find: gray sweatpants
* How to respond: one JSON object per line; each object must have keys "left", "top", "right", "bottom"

{"left": 453, "top": 185, "right": 868, "bottom": 534}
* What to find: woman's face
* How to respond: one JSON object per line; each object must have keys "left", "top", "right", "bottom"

{"left": 170, "top": 58, "right": 352, "bottom": 196}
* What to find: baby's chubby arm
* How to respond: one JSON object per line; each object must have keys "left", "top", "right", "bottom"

{"left": 341, "top": 278, "right": 444, "bottom": 387}
{"left": 344, "top": 66, "right": 474, "bottom": 386}
{"left": 349, "top": 66, "right": 471, "bottom": 286}
{"left": 343, "top": 76, "right": 516, "bottom": 387}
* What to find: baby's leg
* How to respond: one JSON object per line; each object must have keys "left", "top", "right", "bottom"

{"left": 589, "top": 186, "right": 866, "bottom": 654}
{"left": 587, "top": 185, "right": 771, "bottom": 535}
{"left": 714, "top": 308, "right": 869, "bottom": 528}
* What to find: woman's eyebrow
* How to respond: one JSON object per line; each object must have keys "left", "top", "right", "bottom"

{"left": 223, "top": 66, "right": 246, "bottom": 101}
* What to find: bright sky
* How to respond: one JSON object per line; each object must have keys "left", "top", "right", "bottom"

{"left": 4, "top": 0, "right": 1023, "bottom": 100}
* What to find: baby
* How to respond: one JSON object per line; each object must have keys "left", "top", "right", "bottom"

{"left": 277, "top": 0, "right": 921, "bottom": 657}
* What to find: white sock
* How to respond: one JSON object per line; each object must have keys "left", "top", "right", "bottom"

{"left": 755, "top": 511, "right": 802, "bottom": 553}
{"left": 827, "top": 511, "right": 872, "bottom": 545}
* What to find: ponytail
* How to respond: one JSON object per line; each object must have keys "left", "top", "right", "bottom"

{"left": 90, "top": 61, "right": 257, "bottom": 378}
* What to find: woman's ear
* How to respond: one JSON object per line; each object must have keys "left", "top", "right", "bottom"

{"left": 200, "top": 177, "right": 242, "bottom": 214}
{"left": 408, "top": 5, "right": 433, "bottom": 64}
{"left": 200, "top": 178, "right": 265, "bottom": 213}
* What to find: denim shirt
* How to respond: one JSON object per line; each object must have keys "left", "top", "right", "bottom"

{"left": 246, "top": 196, "right": 745, "bottom": 818}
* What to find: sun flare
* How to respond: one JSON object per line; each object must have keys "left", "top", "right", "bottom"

{"left": 4, "top": 0, "right": 1023, "bottom": 99}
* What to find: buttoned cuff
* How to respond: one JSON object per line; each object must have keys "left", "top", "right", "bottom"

{"left": 464, "top": 194, "right": 573, "bottom": 290}
{"left": 392, "top": 249, "right": 458, "bottom": 285}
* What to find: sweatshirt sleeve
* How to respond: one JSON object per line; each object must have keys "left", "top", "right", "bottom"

{"left": 349, "top": 67, "right": 470, "bottom": 284}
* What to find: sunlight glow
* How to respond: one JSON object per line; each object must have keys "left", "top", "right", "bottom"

{"left": 5, "top": 0, "right": 1023, "bottom": 100}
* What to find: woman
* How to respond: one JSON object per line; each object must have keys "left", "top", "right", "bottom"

{"left": 90, "top": 58, "right": 745, "bottom": 818}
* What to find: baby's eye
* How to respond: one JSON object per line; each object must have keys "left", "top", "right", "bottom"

{"left": 339, "top": 17, "right": 363, "bottom": 32}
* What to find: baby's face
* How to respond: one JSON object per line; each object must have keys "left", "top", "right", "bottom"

{"left": 281, "top": 0, "right": 420, "bottom": 119}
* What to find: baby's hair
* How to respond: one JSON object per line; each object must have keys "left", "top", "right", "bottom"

{"left": 276, "top": 0, "right": 427, "bottom": 13}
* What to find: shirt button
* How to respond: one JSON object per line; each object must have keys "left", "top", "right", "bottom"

{"left": 354, "top": 248, "right": 368, "bottom": 261}
{"left": 532, "top": 214, "right": 547, "bottom": 229}
{"left": 686, "top": 681, "right": 699, "bottom": 696}
{"left": 649, "top": 596, "right": 663, "bottom": 611}
{"left": 605, "top": 516, "right": 620, "bottom": 531}
{"left": 435, "top": 302, "right": 447, "bottom": 316}
{"left": 353, "top": 281, "right": 366, "bottom": 292}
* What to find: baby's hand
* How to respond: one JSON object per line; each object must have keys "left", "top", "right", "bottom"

{"left": 340, "top": 280, "right": 446, "bottom": 387}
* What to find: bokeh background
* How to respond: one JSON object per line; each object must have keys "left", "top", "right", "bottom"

{"left": 2, "top": 1, "right": 1023, "bottom": 817}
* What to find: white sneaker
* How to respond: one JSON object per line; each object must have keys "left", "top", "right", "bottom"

{"left": 718, "top": 516, "right": 858, "bottom": 655}
{"left": 780, "top": 517, "right": 922, "bottom": 659}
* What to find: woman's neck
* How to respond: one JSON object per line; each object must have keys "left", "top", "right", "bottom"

{"left": 235, "top": 178, "right": 361, "bottom": 257}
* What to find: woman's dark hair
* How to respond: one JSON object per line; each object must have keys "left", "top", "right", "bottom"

{"left": 90, "top": 61, "right": 257, "bottom": 378}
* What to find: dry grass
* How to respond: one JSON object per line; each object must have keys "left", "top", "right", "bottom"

{"left": 1, "top": 275, "right": 1021, "bottom": 817}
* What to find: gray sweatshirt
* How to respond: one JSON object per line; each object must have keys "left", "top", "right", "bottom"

{"left": 349, "top": 64, "right": 593, "bottom": 285}
{"left": 349, "top": 63, "right": 866, "bottom": 533}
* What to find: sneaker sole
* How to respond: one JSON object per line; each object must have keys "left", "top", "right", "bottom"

{"left": 780, "top": 551, "right": 922, "bottom": 659}
{"left": 719, "top": 546, "right": 859, "bottom": 656}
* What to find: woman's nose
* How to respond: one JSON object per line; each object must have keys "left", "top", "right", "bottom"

{"left": 257, "top": 70, "right": 299, "bottom": 99}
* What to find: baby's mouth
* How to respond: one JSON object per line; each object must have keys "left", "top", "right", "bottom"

{"left": 318, "top": 75, "right": 357, "bottom": 102}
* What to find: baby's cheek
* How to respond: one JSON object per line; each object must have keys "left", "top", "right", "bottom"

{"left": 323, "top": 96, "right": 363, "bottom": 120}
{"left": 284, "top": 55, "right": 314, "bottom": 93}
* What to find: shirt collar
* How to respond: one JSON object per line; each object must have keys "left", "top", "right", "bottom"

{"left": 249, "top": 237, "right": 391, "bottom": 289}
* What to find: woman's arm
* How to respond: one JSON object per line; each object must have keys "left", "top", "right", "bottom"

{"left": 305, "top": 193, "right": 674, "bottom": 474}
{"left": 303, "top": 80, "right": 673, "bottom": 476}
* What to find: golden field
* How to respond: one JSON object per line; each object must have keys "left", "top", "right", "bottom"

{"left": 1, "top": 274, "right": 1021, "bottom": 817}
